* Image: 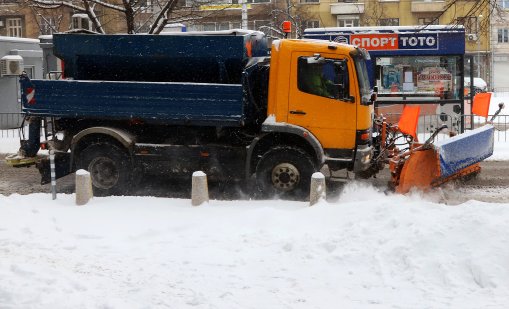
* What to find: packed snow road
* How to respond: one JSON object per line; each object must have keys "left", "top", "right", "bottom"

{"left": 1, "top": 154, "right": 508, "bottom": 203}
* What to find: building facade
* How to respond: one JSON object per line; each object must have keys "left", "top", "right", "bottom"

{"left": 5, "top": 0, "right": 502, "bottom": 89}
{"left": 178, "top": 0, "right": 493, "bottom": 86}
{"left": 491, "top": 0, "right": 509, "bottom": 91}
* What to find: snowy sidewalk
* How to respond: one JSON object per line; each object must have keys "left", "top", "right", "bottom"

{"left": 1, "top": 188, "right": 509, "bottom": 308}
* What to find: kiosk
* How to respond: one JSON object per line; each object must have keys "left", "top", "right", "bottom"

{"left": 304, "top": 25, "right": 467, "bottom": 133}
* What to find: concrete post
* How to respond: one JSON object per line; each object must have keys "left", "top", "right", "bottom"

{"left": 191, "top": 171, "right": 209, "bottom": 206}
{"left": 75, "top": 169, "right": 93, "bottom": 206}
{"left": 309, "top": 172, "right": 326, "bottom": 206}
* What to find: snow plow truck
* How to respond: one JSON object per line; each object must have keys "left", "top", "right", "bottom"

{"left": 6, "top": 30, "right": 501, "bottom": 198}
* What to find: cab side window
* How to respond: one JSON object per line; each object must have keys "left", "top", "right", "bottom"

{"left": 297, "top": 57, "right": 349, "bottom": 100}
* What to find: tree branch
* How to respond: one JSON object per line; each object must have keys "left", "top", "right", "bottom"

{"left": 83, "top": 0, "right": 105, "bottom": 33}
{"left": 27, "top": 0, "right": 86, "bottom": 11}
{"left": 149, "top": 0, "right": 179, "bottom": 34}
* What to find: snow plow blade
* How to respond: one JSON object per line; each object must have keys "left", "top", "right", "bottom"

{"left": 396, "top": 124, "right": 495, "bottom": 193}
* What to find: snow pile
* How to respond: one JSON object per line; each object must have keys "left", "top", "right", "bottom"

{"left": 1, "top": 186, "right": 509, "bottom": 308}
{"left": 0, "top": 136, "right": 20, "bottom": 154}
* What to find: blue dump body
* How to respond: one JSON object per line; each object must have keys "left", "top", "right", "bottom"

{"left": 434, "top": 125, "right": 495, "bottom": 178}
{"left": 26, "top": 80, "right": 245, "bottom": 126}
{"left": 22, "top": 32, "right": 269, "bottom": 127}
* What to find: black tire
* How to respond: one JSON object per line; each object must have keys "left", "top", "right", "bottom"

{"left": 255, "top": 146, "right": 317, "bottom": 199}
{"left": 77, "top": 143, "right": 133, "bottom": 196}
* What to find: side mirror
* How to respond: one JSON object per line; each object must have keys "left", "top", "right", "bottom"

{"left": 370, "top": 86, "right": 378, "bottom": 103}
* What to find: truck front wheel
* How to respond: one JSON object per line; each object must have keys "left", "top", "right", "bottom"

{"left": 77, "top": 143, "right": 133, "bottom": 196}
{"left": 255, "top": 146, "right": 317, "bottom": 199}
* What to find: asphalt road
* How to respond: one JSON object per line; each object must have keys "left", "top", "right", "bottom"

{"left": 1, "top": 153, "right": 508, "bottom": 204}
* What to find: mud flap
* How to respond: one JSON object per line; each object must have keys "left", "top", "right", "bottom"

{"left": 36, "top": 152, "right": 72, "bottom": 185}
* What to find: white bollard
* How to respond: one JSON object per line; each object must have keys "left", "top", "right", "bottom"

{"left": 75, "top": 169, "right": 93, "bottom": 206}
{"left": 309, "top": 172, "right": 326, "bottom": 206}
{"left": 191, "top": 171, "right": 209, "bottom": 206}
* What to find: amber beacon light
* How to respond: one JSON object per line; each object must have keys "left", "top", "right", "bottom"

{"left": 282, "top": 21, "right": 291, "bottom": 38}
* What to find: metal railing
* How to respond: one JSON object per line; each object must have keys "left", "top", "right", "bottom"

{"left": 1, "top": 112, "right": 508, "bottom": 142}
{"left": 384, "top": 113, "right": 508, "bottom": 142}
{"left": 0, "top": 113, "right": 24, "bottom": 138}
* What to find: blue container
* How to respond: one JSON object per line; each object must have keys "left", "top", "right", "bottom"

{"left": 53, "top": 31, "right": 268, "bottom": 84}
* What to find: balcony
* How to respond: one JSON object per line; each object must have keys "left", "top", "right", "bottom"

{"left": 330, "top": 1, "right": 365, "bottom": 15}
{"left": 411, "top": 0, "right": 445, "bottom": 13}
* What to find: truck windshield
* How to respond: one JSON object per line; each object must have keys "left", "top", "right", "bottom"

{"left": 355, "top": 58, "right": 371, "bottom": 106}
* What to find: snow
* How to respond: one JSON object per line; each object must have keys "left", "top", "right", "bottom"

{"left": 1, "top": 186, "right": 509, "bottom": 308}
{"left": 490, "top": 93, "right": 509, "bottom": 115}
{"left": 75, "top": 169, "right": 89, "bottom": 176}
{"left": 312, "top": 172, "right": 325, "bottom": 179}
{"left": 2, "top": 128, "right": 509, "bottom": 308}
{"left": 0, "top": 135, "right": 22, "bottom": 154}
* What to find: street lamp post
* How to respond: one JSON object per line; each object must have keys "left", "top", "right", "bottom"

{"left": 477, "top": 14, "right": 483, "bottom": 78}
{"left": 241, "top": 0, "right": 248, "bottom": 30}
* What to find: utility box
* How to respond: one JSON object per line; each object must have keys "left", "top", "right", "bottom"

{"left": 0, "top": 36, "right": 43, "bottom": 129}
{"left": 39, "top": 35, "right": 63, "bottom": 80}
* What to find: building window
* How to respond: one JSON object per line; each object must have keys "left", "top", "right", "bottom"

{"left": 300, "top": 0, "right": 319, "bottom": 3}
{"left": 217, "top": 22, "right": 229, "bottom": 30}
{"left": 6, "top": 18, "right": 22, "bottom": 37}
{"left": 305, "top": 20, "right": 320, "bottom": 29}
{"left": 457, "top": 16, "right": 478, "bottom": 34}
{"left": 202, "top": 23, "right": 216, "bottom": 31}
{"left": 253, "top": 20, "right": 269, "bottom": 31}
{"left": 418, "top": 17, "right": 439, "bottom": 25}
{"left": 24, "top": 66, "right": 35, "bottom": 79}
{"left": 379, "top": 18, "right": 399, "bottom": 26}
{"left": 40, "top": 17, "right": 56, "bottom": 35}
{"left": 500, "top": 0, "right": 509, "bottom": 9}
{"left": 337, "top": 16, "right": 359, "bottom": 27}
{"left": 247, "top": 0, "right": 270, "bottom": 3}
{"left": 190, "top": 22, "right": 242, "bottom": 31}
{"left": 498, "top": 28, "right": 509, "bottom": 43}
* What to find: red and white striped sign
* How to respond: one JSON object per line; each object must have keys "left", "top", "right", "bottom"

{"left": 26, "top": 87, "right": 36, "bottom": 105}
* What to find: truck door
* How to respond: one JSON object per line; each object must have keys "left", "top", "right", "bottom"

{"left": 288, "top": 53, "right": 357, "bottom": 149}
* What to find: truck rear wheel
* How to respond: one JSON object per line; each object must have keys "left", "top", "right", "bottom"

{"left": 77, "top": 143, "right": 133, "bottom": 196}
{"left": 255, "top": 146, "right": 316, "bottom": 199}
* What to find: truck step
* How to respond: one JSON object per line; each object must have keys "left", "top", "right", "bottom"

{"left": 5, "top": 153, "right": 37, "bottom": 167}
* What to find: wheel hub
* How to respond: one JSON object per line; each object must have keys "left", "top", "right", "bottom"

{"left": 271, "top": 163, "right": 300, "bottom": 191}
{"left": 88, "top": 156, "right": 120, "bottom": 189}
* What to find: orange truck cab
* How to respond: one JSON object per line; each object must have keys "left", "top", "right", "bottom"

{"left": 264, "top": 39, "right": 375, "bottom": 174}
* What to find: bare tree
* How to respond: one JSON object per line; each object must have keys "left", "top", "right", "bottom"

{"left": 21, "top": 0, "right": 185, "bottom": 34}
{"left": 361, "top": 0, "right": 386, "bottom": 26}
{"left": 255, "top": 0, "right": 317, "bottom": 39}
{"left": 27, "top": 5, "right": 67, "bottom": 34}
{"left": 22, "top": 0, "right": 237, "bottom": 34}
